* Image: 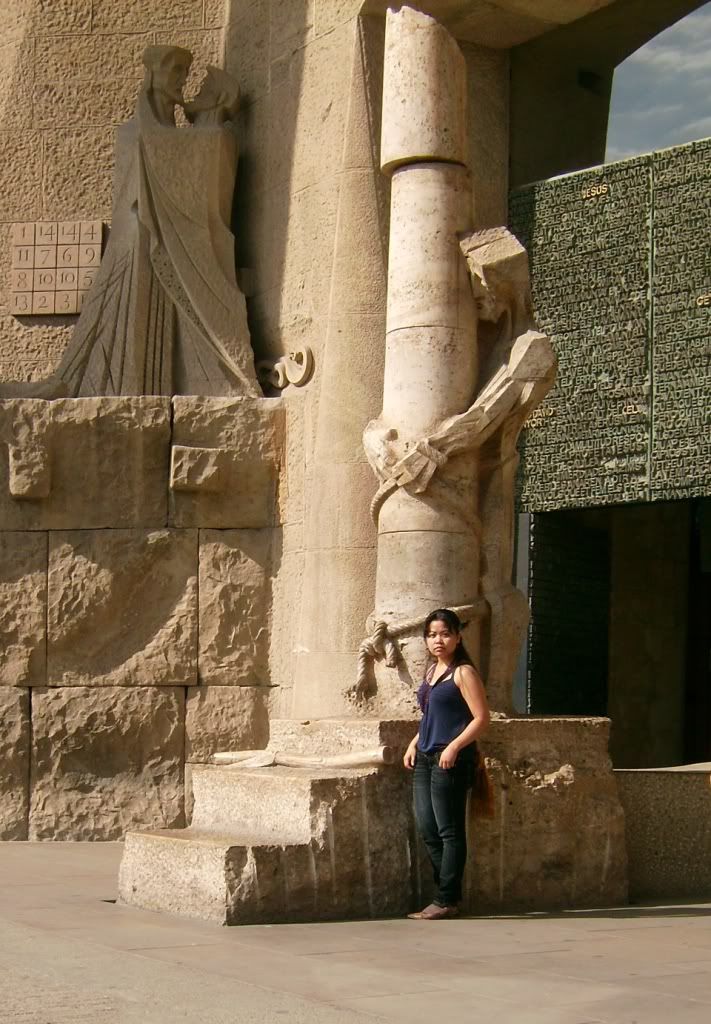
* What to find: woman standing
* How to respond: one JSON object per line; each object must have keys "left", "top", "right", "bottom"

{"left": 404, "top": 608, "right": 491, "bottom": 920}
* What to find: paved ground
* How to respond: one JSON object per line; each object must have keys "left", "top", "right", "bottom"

{"left": 0, "top": 844, "right": 710, "bottom": 1024}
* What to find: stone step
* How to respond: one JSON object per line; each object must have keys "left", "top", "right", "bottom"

{"left": 189, "top": 764, "right": 327, "bottom": 842}
{"left": 120, "top": 761, "right": 415, "bottom": 924}
{"left": 268, "top": 717, "right": 417, "bottom": 758}
{"left": 118, "top": 828, "right": 321, "bottom": 925}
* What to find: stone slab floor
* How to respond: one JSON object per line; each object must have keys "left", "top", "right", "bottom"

{"left": 0, "top": 845, "right": 710, "bottom": 1024}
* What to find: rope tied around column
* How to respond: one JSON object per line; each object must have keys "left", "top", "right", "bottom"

{"left": 350, "top": 601, "right": 487, "bottom": 704}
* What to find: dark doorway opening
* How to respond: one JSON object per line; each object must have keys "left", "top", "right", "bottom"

{"left": 525, "top": 498, "right": 711, "bottom": 768}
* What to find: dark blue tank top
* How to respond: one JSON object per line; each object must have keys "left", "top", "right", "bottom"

{"left": 416, "top": 663, "right": 474, "bottom": 754}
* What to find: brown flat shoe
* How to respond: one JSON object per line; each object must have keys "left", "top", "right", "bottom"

{"left": 407, "top": 903, "right": 459, "bottom": 920}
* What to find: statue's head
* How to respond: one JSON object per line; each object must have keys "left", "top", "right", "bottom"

{"left": 184, "top": 66, "right": 241, "bottom": 125}
{"left": 142, "top": 45, "right": 193, "bottom": 105}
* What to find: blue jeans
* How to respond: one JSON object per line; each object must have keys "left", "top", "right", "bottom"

{"left": 413, "top": 748, "right": 475, "bottom": 906}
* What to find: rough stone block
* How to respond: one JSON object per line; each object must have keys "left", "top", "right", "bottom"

{"left": 42, "top": 127, "right": 115, "bottom": 221}
{"left": 47, "top": 529, "right": 197, "bottom": 688}
{"left": 0, "top": 531, "right": 46, "bottom": 687}
{"left": 0, "top": 131, "right": 42, "bottom": 221}
{"left": 0, "top": 688, "right": 29, "bottom": 839}
{"left": 466, "top": 717, "right": 628, "bottom": 912}
{"left": 0, "top": 37, "right": 34, "bottom": 132}
{"left": 0, "top": 315, "right": 72, "bottom": 384}
{"left": 119, "top": 766, "right": 414, "bottom": 924}
{"left": 30, "top": 686, "right": 185, "bottom": 840}
{"left": 204, "top": 0, "right": 229, "bottom": 28}
{"left": 8, "top": 442, "right": 50, "bottom": 498}
{"left": 33, "top": 80, "right": 137, "bottom": 130}
{"left": 120, "top": 716, "right": 626, "bottom": 923}
{"left": 186, "top": 686, "right": 269, "bottom": 763}
{"left": 16, "top": 1, "right": 92, "bottom": 34}
{"left": 91, "top": 0, "right": 203, "bottom": 32}
{"left": 171, "top": 445, "right": 227, "bottom": 493}
{"left": 0, "top": 398, "right": 170, "bottom": 530}
{"left": 170, "top": 397, "right": 284, "bottom": 528}
{"left": 198, "top": 529, "right": 271, "bottom": 685}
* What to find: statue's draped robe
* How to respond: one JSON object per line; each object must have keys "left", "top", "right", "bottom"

{"left": 46, "top": 94, "right": 258, "bottom": 397}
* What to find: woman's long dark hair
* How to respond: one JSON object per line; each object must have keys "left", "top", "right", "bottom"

{"left": 423, "top": 608, "right": 476, "bottom": 670}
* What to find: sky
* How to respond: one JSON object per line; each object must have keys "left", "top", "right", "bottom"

{"left": 605, "top": 1, "right": 711, "bottom": 161}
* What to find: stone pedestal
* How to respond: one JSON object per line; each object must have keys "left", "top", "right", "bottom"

{"left": 118, "top": 715, "right": 627, "bottom": 923}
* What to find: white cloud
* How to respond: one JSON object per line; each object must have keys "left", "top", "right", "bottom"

{"left": 606, "top": 2, "right": 711, "bottom": 161}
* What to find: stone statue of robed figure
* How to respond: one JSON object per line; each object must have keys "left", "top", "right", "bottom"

{"left": 1, "top": 46, "right": 259, "bottom": 398}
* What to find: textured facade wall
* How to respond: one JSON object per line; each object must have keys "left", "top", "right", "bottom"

{"left": 511, "top": 138, "right": 711, "bottom": 511}
{"left": 0, "top": 0, "right": 227, "bottom": 385}
{"left": 0, "top": 396, "right": 279, "bottom": 839}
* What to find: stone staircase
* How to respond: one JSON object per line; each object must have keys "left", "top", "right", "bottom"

{"left": 118, "top": 719, "right": 418, "bottom": 925}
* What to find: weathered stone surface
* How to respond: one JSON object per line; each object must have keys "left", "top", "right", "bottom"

{"left": 616, "top": 767, "right": 711, "bottom": 900}
{"left": 119, "top": 764, "right": 414, "bottom": 924}
{"left": 14, "top": 1, "right": 92, "bottom": 35}
{"left": 0, "top": 304, "right": 72, "bottom": 385}
{"left": 0, "top": 398, "right": 170, "bottom": 530}
{"left": 0, "top": 131, "right": 42, "bottom": 221}
{"left": 34, "top": 79, "right": 138, "bottom": 130}
{"left": 170, "top": 446, "right": 227, "bottom": 493}
{"left": 30, "top": 686, "right": 185, "bottom": 840}
{"left": 0, "top": 531, "right": 46, "bottom": 687}
{"left": 204, "top": 0, "right": 229, "bottom": 29}
{"left": 0, "top": 688, "right": 29, "bottom": 839}
{"left": 381, "top": 7, "right": 467, "bottom": 174}
{"left": 314, "top": 0, "right": 360, "bottom": 37}
{"left": 91, "top": 0, "right": 203, "bottom": 32}
{"left": 185, "top": 686, "right": 270, "bottom": 763}
{"left": 199, "top": 529, "right": 271, "bottom": 685}
{"left": 465, "top": 717, "right": 628, "bottom": 911}
{"left": 269, "top": 718, "right": 417, "bottom": 760}
{"left": 170, "top": 397, "right": 284, "bottom": 528}
{"left": 47, "top": 529, "right": 197, "bottom": 687}
{"left": 121, "top": 715, "right": 626, "bottom": 923}
{"left": 268, "top": 539, "right": 305, "bottom": 709}
{"left": 42, "top": 127, "right": 115, "bottom": 221}
{"left": 33, "top": 33, "right": 149, "bottom": 84}
{"left": 8, "top": 442, "right": 50, "bottom": 498}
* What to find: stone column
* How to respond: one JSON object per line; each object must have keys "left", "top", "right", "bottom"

{"left": 363, "top": 8, "right": 480, "bottom": 707}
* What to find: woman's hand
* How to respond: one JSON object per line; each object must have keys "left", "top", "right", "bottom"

{"left": 403, "top": 743, "right": 417, "bottom": 769}
{"left": 438, "top": 743, "right": 459, "bottom": 769}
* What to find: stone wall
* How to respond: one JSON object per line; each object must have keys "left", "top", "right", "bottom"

{"left": 0, "top": 395, "right": 280, "bottom": 839}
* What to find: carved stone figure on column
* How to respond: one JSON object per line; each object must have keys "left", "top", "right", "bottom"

{"left": 0, "top": 46, "right": 258, "bottom": 399}
{"left": 354, "top": 7, "right": 556, "bottom": 715}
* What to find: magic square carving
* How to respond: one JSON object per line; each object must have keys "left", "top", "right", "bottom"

{"left": 9, "top": 221, "right": 103, "bottom": 316}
